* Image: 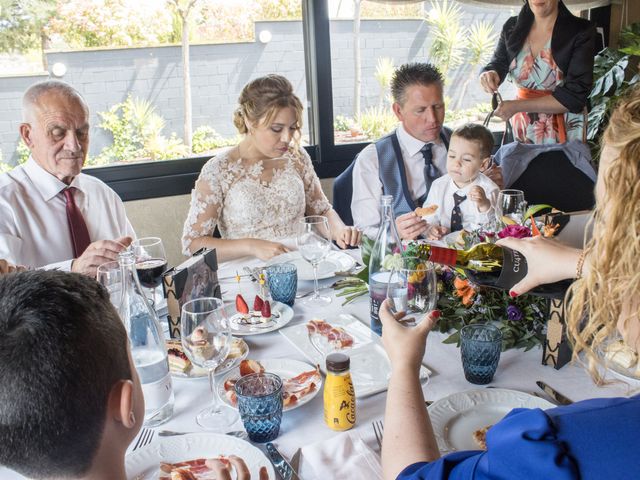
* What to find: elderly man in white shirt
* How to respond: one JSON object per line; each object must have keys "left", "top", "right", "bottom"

{"left": 0, "top": 80, "right": 135, "bottom": 276}
{"left": 350, "top": 63, "right": 502, "bottom": 240}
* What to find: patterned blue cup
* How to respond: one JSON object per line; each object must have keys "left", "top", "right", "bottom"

{"left": 235, "top": 372, "right": 283, "bottom": 443}
{"left": 460, "top": 324, "right": 503, "bottom": 385}
{"left": 266, "top": 263, "right": 297, "bottom": 306}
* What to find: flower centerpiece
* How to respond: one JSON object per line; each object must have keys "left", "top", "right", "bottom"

{"left": 334, "top": 204, "right": 562, "bottom": 352}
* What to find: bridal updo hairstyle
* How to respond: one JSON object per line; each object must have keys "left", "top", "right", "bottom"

{"left": 233, "top": 74, "right": 304, "bottom": 146}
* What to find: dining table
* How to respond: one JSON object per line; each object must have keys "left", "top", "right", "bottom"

{"left": 2, "top": 244, "right": 637, "bottom": 480}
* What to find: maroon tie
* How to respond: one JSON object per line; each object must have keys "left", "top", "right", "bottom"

{"left": 63, "top": 187, "right": 91, "bottom": 258}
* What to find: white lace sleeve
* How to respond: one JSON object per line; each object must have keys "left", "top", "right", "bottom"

{"left": 294, "top": 148, "right": 332, "bottom": 216}
{"left": 181, "top": 155, "right": 228, "bottom": 255}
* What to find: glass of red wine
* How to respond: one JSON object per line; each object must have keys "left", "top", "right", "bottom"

{"left": 132, "top": 237, "right": 168, "bottom": 307}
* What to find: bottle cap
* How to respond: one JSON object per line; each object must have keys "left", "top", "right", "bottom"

{"left": 380, "top": 195, "right": 393, "bottom": 207}
{"left": 326, "top": 352, "right": 350, "bottom": 372}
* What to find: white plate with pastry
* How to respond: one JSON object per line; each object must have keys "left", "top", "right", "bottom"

{"left": 228, "top": 301, "right": 294, "bottom": 336}
{"left": 600, "top": 338, "right": 640, "bottom": 383}
{"left": 428, "top": 388, "right": 554, "bottom": 453}
{"left": 266, "top": 250, "right": 356, "bottom": 280}
{"left": 126, "top": 432, "right": 274, "bottom": 479}
{"left": 167, "top": 337, "right": 249, "bottom": 379}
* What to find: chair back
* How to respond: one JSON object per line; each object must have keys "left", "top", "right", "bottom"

{"left": 332, "top": 160, "right": 356, "bottom": 226}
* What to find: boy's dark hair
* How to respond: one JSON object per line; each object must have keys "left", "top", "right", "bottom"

{"left": 0, "top": 271, "right": 131, "bottom": 478}
{"left": 390, "top": 63, "right": 444, "bottom": 105}
{"left": 452, "top": 123, "right": 495, "bottom": 159}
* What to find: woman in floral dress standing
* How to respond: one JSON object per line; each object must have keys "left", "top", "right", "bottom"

{"left": 480, "top": 0, "right": 596, "bottom": 144}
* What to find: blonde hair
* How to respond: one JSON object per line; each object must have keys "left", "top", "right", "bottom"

{"left": 232, "top": 74, "right": 303, "bottom": 146}
{"left": 566, "top": 84, "right": 640, "bottom": 383}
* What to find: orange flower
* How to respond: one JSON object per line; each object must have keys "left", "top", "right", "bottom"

{"left": 454, "top": 277, "right": 476, "bottom": 306}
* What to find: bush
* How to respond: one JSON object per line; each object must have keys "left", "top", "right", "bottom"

{"left": 357, "top": 106, "right": 398, "bottom": 141}
{"left": 94, "top": 95, "right": 188, "bottom": 165}
{"left": 192, "top": 125, "right": 240, "bottom": 154}
{"left": 334, "top": 115, "right": 353, "bottom": 132}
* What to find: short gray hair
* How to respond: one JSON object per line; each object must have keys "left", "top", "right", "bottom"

{"left": 22, "top": 80, "right": 88, "bottom": 122}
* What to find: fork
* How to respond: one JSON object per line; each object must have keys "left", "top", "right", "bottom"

{"left": 132, "top": 428, "right": 155, "bottom": 451}
{"left": 372, "top": 420, "right": 384, "bottom": 450}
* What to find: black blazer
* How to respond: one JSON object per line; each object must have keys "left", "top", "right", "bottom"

{"left": 482, "top": 1, "right": 596, "bottom": 114}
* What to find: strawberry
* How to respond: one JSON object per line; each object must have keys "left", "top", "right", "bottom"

{"left": 253, "top": 295, "right": 264, "bottom": 312}
{"left": 235, "top": 294, "right": 249, "bottom": 314}
{"left": 261, "top": 300, "right": 271, "bottom": 319}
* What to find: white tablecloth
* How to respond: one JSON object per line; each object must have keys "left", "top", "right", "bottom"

{"left": 2, "top": 248, "right": 635, "bottom": 479}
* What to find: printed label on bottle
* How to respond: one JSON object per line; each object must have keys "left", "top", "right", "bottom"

{"left": 495, "top": 247, "right": 528, "bottom": 290}
{"left": 429, "top": 246, "right": 458, "bottom": 267}
{"left": 142, "top": 372, "right": 173, "bottom": 411}
{"left": 324, "top": 373, "right": 356, "bottom": 431}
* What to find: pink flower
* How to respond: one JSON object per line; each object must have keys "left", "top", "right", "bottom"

{"left": 498, "top": 225, "right": 531, "bottom": 239}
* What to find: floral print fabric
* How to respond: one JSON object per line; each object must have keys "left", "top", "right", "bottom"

{"left": 181, "top": 146, "right": 331, "bottom": 255}
{"left": 508, "top": 40, "right": 586, "bottom": 144}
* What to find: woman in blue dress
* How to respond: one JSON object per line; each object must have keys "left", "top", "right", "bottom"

{"left": 379, "top": 86, "right": 640, "bottom": 479}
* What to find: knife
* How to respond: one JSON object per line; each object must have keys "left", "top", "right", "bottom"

{"left": 265, "top": 442, "right": 299, "bottom": 480}
{"left": 536, "top": 381, "right": 573, "bottom": 405}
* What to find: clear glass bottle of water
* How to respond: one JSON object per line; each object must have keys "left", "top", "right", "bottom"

{"left": 368, "top": 195, "right": 403, "bottom": 335}
{"left": 118, "top": 249, "right": 174, "bottom": 426}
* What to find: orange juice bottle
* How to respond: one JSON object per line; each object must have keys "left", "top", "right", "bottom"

{"left": 323, "top": 353, "right": 356, "bottom": 431}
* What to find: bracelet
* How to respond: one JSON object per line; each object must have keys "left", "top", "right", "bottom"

{"left": 575, "top": 250, "right": 587, "bottom": 279}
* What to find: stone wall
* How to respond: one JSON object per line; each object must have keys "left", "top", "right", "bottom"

{"left": 0, "top": 10, "right": 514, "bottom": 165}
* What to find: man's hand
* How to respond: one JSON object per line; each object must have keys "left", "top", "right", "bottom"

{"left": 0, "top": 259, "right": 26, "bottom": 275}
{"left": 205, "top": 456, "right": 269, "bottom": 480}
{"left": 396, "top": 212, "right": 428, "bottom": 240}
{"left": 71, "top": 236, "right": 133, "bottom": 277}
{"left": 468, "top": 186, "right": 491, "bottom": 212}
{"left": 335, "top": 226, "right": 362, "bottom": 249}
{"left": 479, "top": 70, "right": 500, "bottom": 94}
{"left": 380, "top": 299, "right": 440, "bottom": 372}
{"left": 483, "top": 163, "right": 503, "bottom": 190}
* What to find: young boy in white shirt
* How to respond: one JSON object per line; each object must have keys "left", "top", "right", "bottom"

{"left": 420, "top": 123, "right": 499, "bottom": 240}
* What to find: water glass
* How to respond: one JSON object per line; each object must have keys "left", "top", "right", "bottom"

{"left": 387, "top": 257, "right": 438, "bottom": 321}
{"left": 460, "top": 324, "right": 502, "bottom": 385}
{"left": 497, "top": 190, "right": 526, "bottom": 224}
{"left": 97, "top": 260, "right": 122, "bottom": 307}
{"left": 235, "top": 372, "right": 283, "bottom": 443}
{"left": 266, "top": 263, "right": 297, "bottom": 306}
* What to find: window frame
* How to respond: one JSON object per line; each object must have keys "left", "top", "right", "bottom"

{"left": 86, "top": 0, "right": 366, "bottom": 201}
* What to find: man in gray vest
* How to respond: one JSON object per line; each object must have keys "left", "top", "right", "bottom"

{"left": 350, "top": 63, "right": 501, "bottom": 240}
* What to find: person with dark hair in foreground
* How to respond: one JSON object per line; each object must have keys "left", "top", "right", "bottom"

{"left": 0, "top": 271, "right": 268, "bottom": 480}
{"left": 350, "top": 63, "right": 502, "bottom": 241}
{"left": 379, "top": 85, "right": 640, "bottom": 480}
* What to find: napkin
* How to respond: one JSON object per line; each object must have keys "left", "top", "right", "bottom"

{"left": 298, "top": 430, "right": 382, "bottom": 480}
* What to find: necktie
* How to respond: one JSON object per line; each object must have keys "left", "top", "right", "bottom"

{"left": 63, "top": 187, "right": 91, "bottom": 258}
{"left": 450, "top": 192, "right": 467, "bottom": 232}
{"left": 421, "top": 143, "right": 438, "bottom": 199}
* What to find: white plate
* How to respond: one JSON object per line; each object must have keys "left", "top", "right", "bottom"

{"left": 443, "top": 230, "right": 466, "bottom": 249}
{"left": 599, "top": 340, "right": 640, "bottom": 384}
{"left": 279, "top": 314, "right": 430, "bottom": 397}
{"left": 217, "top": 358, "right": 322, "bottom": 412}
{"left": 429, "top": 388, "right": 554, "bottom": 453}
{"left": 266, "top": 250, "right": 356, "bottom": 280}
{"left": 228, "top": 302, "right": 294, "bottom": 336}
{"left": 168, "top": 337, "right": 249, "bottom": 380}
{"left": 126, "top": 432, "right": 275, "bottom": 479}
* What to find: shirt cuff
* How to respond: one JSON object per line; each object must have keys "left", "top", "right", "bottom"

{"left": 43, "top": 259, "right": 74, "bottom": 272}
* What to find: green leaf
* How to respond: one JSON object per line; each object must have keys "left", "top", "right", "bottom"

{"left": 522, "top": 204, "right": 553, "bottom": 221}
{"left": 442, "top": 331, "right": 461, "bottom": 345}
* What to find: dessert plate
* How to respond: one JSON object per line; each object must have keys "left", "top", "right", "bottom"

{"left": 266, "top": 250, "right": 356, "bottom": 280}
{"left": 126, "top": 433, "right": 274, "bottom": 479}
{"left": 217, "top": 358, "right": 322, "bottom": 412}
{"left": 429, "top": 388, "right": 553, "bottom": 453}
{"left": 167, "top": 337, "right": 249, "bottom": 379}
{"left": 228, "top": 301, "right": 293, "bottom": 336}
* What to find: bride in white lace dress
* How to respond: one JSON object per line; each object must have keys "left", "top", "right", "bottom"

{"left": 182, "top": 75, "right": 361, "bottom": 261}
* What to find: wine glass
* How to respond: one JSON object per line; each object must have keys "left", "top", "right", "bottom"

{"left": 387, "top": 257, "right": 438, "bottom": 325}
{"left": 97, "top": 260, "right": 122, "bottom": 308}
{"left": 181, "top": 297, "right": 239, "bottom": 430}
{"left": 296, "top": 216, "right": 332, "bottom": 305}
{"left": 497, "top": 190, "right": 526, "bottom": 224}
{"left": 132, "top": 237, "right": 168, "bottom": 306}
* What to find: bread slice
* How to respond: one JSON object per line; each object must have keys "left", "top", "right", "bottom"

{"left": 472, "top": 424, "right": 492, "bottom": 450}
{"left": 415, "top": 205, "right": 438, "bottom": 216}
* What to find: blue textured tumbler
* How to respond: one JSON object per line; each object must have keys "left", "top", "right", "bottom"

{"left": 460, "top": 324, "right": 502, "bottom": 385}
{"left": 235, "top": 372, "right": 283, "bottom": 442}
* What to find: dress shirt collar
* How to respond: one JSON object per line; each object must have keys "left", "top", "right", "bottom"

{"left": 448, "top": 175, "right": 477, "bottom": 195}
{"left": 396, "top": 123, "right": 442, "bottom": 158}
{"left": 23, "top": 156, "right": 85, "bottom": 202}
